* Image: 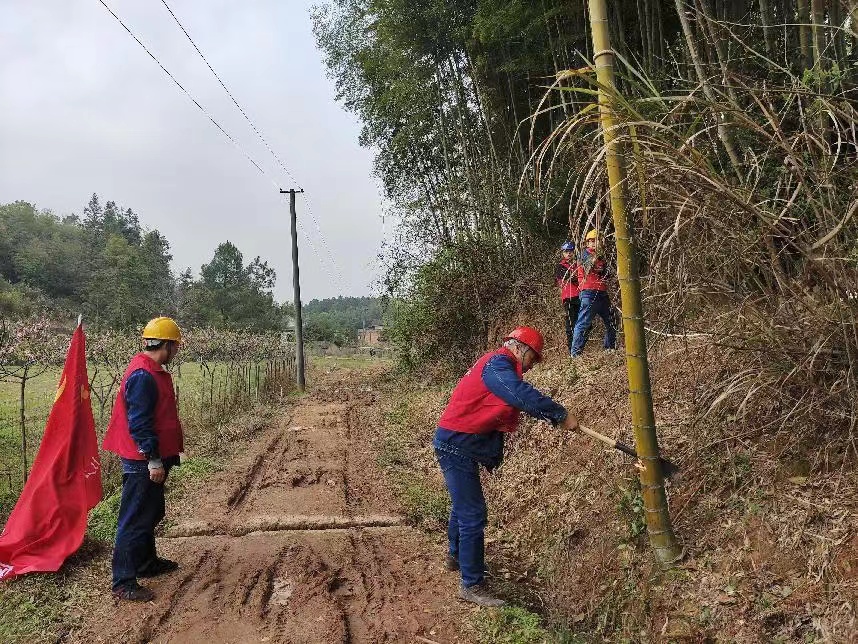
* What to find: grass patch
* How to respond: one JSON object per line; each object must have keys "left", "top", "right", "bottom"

{"left": 615, "top": 480, "right": 647, "bottom": 543}
{"left": 376, "top": 397, "right": 450, "bottom": 527}
{"left": 0, "top": 546, "right": 107, "bottom": 644}
{"left": 0, "top": 580, "right": 72, "bottom": 643}
{"left": 86, "top": 489, "right": 121, "bottom": 543}
{"left": 472, "top": 606, "right": 583, "bottom": 644}
{"left": 399, "top": 477, "right": 449, "bottom": 525}
{"left": 169, "top": 456, "right": 219, "bottom": 492}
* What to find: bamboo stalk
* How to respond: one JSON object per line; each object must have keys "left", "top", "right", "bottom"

{"left": 759, "top": 0, "right": 778, "bottom": 56}
{"left": 851, "top": 2, "right": 858, "bottom": 39}
{"left": 587, "top": 0, "right": 684, "bottom": 566}
{"left": 698, "top": 0, "right": 740, "bottom": 106}
{"left": 673, "top": 0, "right": 743, "bottom": 177}
{"left": 811, "top": 0, "right": 826, "bottom": 74}
{"left": 798, "top": 0, "right": 812, "bottom": 69}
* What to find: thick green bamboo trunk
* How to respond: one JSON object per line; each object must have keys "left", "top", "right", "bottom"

{"left": 587, "top": 0, "right": 684, "bottom": 566}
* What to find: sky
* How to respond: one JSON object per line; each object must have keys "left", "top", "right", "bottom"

{"left": 0, "top": 0, "right": 386, "bottom": 303}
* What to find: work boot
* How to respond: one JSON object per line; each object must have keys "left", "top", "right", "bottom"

{"left": 459, "top": 582, "right": 505, "bottom": 608}
{"left": 444, "top": 555, "right": 460, "bottom": 572}
{"left": 112, "top": 582, "right": 155, "bottom": 602}
{"left": 138, "top": 558, "right": 179, "bottom": 578}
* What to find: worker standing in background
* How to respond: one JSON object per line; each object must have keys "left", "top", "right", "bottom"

{"left": 433, "top": 327, "right": 580, "bottom": 607}
{"left": 571, "top": 230, "right": 617, "bottom": 356}
{"left": 102, "top": 317, "right": 184, "bottom": 601}
{"left": 555, "top": 241, "right": 580, "bottom": 356}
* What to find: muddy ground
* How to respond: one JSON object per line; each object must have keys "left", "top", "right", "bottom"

{"left": 72, "top": 367, "right": 474, "bottom": 644}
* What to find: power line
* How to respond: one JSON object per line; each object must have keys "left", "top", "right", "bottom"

{"left": 98, "top": 0, "right": 349, "bottom": 292}
{"left": 96, "top": 0, "right": 271, "bottom": 181}
{"left": 158, "top": 0, "right": 300, "bottom": 188}
{"left": 158, "top": 0, "right": 350, "bottom": 290}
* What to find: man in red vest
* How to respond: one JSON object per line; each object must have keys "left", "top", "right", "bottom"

{"left": 572, "top": 229, "right": 617, "bottom": 355}
{"left": 555, "top": 241, "right": 580, "bottom": 356}
{"left": 433, "top": 327, "right": 579, "bottom": 607}
{"left": 103, "top": 317, "right": 184, "bottom": 601}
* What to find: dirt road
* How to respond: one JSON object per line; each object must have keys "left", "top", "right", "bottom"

{"left": 75, "top": 368, "right": 474, "bottom": 644}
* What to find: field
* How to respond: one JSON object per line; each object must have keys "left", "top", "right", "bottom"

{"left": 0, "top": 358, "right": 296, "bottom": 522}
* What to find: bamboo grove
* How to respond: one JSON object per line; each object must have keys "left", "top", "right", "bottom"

{"left": 314, "top": 1, "right": 858, "bottom": 447}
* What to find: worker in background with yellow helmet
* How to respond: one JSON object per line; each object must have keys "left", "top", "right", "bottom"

{"left": 572, "top": 230, "right": 617, "bottom": 355}
{"left": 102, "top": 317, "right": 184, "bottom": 601}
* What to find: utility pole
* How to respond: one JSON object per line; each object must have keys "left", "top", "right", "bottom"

{"left": 587, "top": 0, "right": 683, "bottom": 565}
{"left": 280, "top": 188, "right": 306, "bottom": 392}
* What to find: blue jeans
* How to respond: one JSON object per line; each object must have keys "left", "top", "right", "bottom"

{"left": 572, "top": 290, "right": 617, "bottom": 355}
{"left": 436, "top": 450, "right": 487, "bottom": 588}
{"left": 111, "top": 461, "right": 172, "bottom": 589}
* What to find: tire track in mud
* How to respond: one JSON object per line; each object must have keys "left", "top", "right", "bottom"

{"left": 226, "top": 432, "right": 285, "bottom": 512}
{"left": 74, "top": 371, "right": 473, "bottom": 644}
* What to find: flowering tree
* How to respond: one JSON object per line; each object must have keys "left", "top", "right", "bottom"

{"left": 0, "top": 317, "right": 66, "bottom": 483}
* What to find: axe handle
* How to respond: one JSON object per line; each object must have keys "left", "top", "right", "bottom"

{"left": 578, "top": 425, "right": 679, "bottom": 477}
{"left": 579, "top": 425, "right": 639, "bottom": 458}
{"left": 579, "top": 425, "right": 621, "bottom": 449}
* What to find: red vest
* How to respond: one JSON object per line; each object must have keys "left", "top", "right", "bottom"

{"left": 103, "top": 353, "right": 183, "bottom": 460}
{"left": 557, "top": 259, "right": 580, "bottom": 300}
{"left": 577, "top": 252, "right": 608, "bottom": 291}
{"left": 438, "top": 348, "right": 523, "bottom": 434}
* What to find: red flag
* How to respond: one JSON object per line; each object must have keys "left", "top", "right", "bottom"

{"left": 0, "top": 324, "right": 102, "bottom": 581}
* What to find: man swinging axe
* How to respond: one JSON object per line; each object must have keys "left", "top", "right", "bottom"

{"left": 433, "top": 326, "right": 579, "bottom": 607}
{"left": 103, "top": 317, "right": 184, "bottom": 601}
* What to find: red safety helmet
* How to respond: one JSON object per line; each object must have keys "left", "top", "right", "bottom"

{"left": 504, "top": 326, "right": 544, "bottom": 360}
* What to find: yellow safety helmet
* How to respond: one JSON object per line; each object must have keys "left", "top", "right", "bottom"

{"left": 585, "top": 229, "right": 598, "bottom": 241}
{"left": 141, "top": 317, "right": 183, "bottom": 342}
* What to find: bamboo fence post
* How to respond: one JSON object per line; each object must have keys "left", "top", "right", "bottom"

{"left": 19, "top": 366, "right": 29, "bottom": 484}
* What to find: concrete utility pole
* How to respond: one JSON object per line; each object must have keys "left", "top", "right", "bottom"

{"left": 280, "top": 188, "right": 306, "bottom": 392}
{"left": 587, "top": 0, "right": 683, "bottom": 565}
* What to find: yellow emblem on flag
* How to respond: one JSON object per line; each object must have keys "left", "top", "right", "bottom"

{"left": 54, "top": 376, "right": 67, "bottom": 403}
{"left": 81, "top": 385, "right": 90, "bottom": 401}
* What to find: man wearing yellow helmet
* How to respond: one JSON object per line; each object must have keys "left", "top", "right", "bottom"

{"left": 572, "top": 230, "right": 617, "bottom": 355}
{"left": 103, "top": 317, "right": 184, "bottom": 601}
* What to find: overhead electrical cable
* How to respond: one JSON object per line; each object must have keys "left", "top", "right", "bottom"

{"left": 157, "top": 0, "right": 300, "bottom": 188}
{"left": 97, "top": 0, "right": 270, "bottom": 181}
{"left": 96, "top": 0, "right": 342, "bottom": 286}
{"left": 157, "top": 0, "right": 350, "bottom": 289}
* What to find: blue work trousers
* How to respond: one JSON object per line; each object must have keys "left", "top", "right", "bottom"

{"left": 436, "top": 449, "right": 487, "bottom": 588}
{"left": 111, "top": 462, "right": 171, "bottom": 589}
{"left": 572, "top": 290, "right": 617, "bottom": 355}
{"left": 563, "top": 297, "right": 581, "bottom": 356}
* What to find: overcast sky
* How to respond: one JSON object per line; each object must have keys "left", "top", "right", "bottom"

{"left": 0, "top": 0, "right": 385, "bottom": 303}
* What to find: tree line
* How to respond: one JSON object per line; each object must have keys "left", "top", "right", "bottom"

{"left": 0, "top": 195, "right": 287, "bottom": 331}
{"left": 303, "top": 296, "right": 383, "bottom": 345}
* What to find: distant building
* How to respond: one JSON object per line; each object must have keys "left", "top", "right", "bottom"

{"left": 358, "top": 325, "right": 384, "bottom": 346}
